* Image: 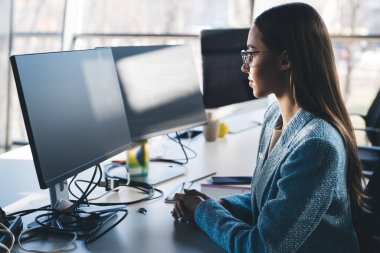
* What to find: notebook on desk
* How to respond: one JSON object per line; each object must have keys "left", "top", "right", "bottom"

{"left": 164, "top": 171, "right": 216, "bottom": 203}
{"left": 200, "top": 183, "right": 251, "bottom": 199}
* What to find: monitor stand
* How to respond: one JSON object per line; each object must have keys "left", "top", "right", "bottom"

{"left": 49, "top": 180, "right": 72, "bottom": 209}
{"left": 130, "top": 162, "right": 185, "bottom": 185}
{"left": 27, "top": 181, "right": 72, "bottom": 230}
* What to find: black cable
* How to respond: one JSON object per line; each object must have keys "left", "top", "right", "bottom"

{"left": 104, "top": 163, "right": 129, "bottom": 181}
{"left": 75, "top": 170, "right": 102, "bottom": 206}
{"left": 12, "top": 206, "right": 121, "bottom": 245}
{"left": 151, "top": 132, "right": 197, "bottom": 165}
{"left": 66, "top": 163, "right": 164, "bottom": 206}
{"left": 149, "top": 158, "right": 185, "bottom": 165}
{"left": 167, "top": 132, "right": 197, "bottom": 160}
{"left": 68, "top": 166, "right": 100, "bottom": 207}
{"left": 9, "top": 162, "right": 164, "bottom": 245}
{"left": 175, "top": 131, "right": 189, "bottom": 164}
{"left": 29, "top": 206, "right": 129, "bottom": 244}
{"left": 68, "top": 173, "right": 80, "bottom": 200}
{"left": 9, "top": 165, "right": 130, "bottom": 245}
{"left": 73, "top": 179, "right": 111, "bottom": 201}
{"left": 84, "top": 180, "right": 164, "bottom": 206}
{"left": 9, "top": 166, "right": 102, "bottom": 217}
{"left": 85, "top": 209, "right": 128, "bottom": 244}
{"left": 72, "top": 165, "right": 102, "bottom": 208}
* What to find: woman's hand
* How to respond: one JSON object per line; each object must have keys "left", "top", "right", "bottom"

{"left": 171, "top": 189, "right": 211, "bottom": 222}
{"left": 171, "top": 189, "right": 232, "bottom": 222}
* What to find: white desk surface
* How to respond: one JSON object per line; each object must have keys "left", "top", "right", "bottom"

{"left": 0, "top": 109, "right": 265, "bottom": 253}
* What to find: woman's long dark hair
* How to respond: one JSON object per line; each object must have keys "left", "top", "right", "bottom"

{"left": 255, "top": 3, "right": 363, "bottom": 219}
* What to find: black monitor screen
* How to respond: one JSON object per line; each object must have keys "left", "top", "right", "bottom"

{"left": 11, "top": 48, "right": 132, "bottom": 189}
{"left": 111, "top": 45, "right": 207, "bottom": 141}
{"left": 201, "top": 28, "right": 254, "bottom": 108}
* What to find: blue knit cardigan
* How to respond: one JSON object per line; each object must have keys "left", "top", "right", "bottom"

{"left": 194, "top": 103, "right": 359, "bottom": 252}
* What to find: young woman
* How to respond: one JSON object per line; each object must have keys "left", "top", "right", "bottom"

{"left": 172, "top": 3, "right": 362, "bottom": 252}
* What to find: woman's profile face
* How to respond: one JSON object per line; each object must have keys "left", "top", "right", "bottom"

{"left": 242, "top": 25, "right": 285, "bottom": 98}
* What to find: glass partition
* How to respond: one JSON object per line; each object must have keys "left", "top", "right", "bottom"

{"left": 0, "top": 0, "right": 11, "bottom": 152}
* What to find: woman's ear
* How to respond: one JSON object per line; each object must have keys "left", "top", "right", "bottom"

{"left": 279, "top": 51, "right": 291, "bottom": 70}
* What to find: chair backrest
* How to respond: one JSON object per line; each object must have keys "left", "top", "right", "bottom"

{"left": 200, "top": 28, "right": 255, "bottom": 109}
{"left": 365, "top": 89, "right": 380, "bottom": 145}
{"left": 357, "top": 168, "right": 380, "bottom": 252}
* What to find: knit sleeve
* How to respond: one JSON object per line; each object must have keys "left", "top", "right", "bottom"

{"left": 194, "top": 138, "right": 342, "bottom": 253}
{"left": 220, "top": 193, "right": 252, "bottom": 225}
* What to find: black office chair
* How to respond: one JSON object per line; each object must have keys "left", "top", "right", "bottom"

{"left": 352, "top": 89, "right": 380, "bottom": 146}
{"left": 352, "top": 89, "right": 380, "bottom": 174}
{"left": 359, "top": 146, "right": 380, "bottom": 178}
{"left": 357, "top": 166, "right": 380, "bottom": 253}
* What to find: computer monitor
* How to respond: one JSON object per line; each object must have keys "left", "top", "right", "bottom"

{"left": 10, "top": 48, "right": 132, "bottom": 205}
{"left": 201, "top": 28, "right": 255, "bottom": 109}
{"left": 110, "top": 45, "right": 208, "bottom": 184}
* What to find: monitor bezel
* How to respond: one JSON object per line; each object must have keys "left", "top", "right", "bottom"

{"left": 110, "top": 45, "right": 208, "bottom": 143}
{"left": 10, "top": 48, "right": 133, "bottom": 189}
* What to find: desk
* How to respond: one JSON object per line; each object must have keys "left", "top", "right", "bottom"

{"left": 0, "top": 109, "right": 264, "bottom": 253}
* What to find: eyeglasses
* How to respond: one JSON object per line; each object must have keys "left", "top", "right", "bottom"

{"left": 241, "top": 49, "right": 267, "bottom": 67}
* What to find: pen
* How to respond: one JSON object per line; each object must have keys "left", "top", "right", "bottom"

{"left": 187, "top": 171, "right": 217, "bottom": 189}
{"left": 180, "top": 182, "right": 186, "bottom": 193}
{"left": 189, "top": 171, "right": 217, "bottom": 184}
{"left": 111, "top": 160, "right": 126, "bottom": 165}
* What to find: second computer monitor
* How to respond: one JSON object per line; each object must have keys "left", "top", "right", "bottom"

{"left": 201, "top": 28, "right": 255, "bottom": 109}
{"left": 111, "top": 45, "right": 208, "bottom": 142}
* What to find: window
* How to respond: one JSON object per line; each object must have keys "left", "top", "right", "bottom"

{"left": 254, "top": 0, "right": 380, "bottom": 116}
{"left": 2, "top": 0, "right": 253, "bottom": 152}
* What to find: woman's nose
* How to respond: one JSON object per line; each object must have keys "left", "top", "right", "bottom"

{"left": 241, "top": 64, "right": 249, "bottom": 73}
